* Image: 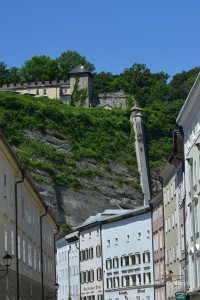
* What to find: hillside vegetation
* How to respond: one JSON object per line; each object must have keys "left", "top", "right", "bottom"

{"left": 0, "top": 91, "right": 139, "bottom": 186}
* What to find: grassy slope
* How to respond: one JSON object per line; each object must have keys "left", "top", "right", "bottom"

{"left": 0, "top": 92, "right": 184, "bottom": 190}
{"left": 0, "top": 92, "right": 139, "bottom": 189}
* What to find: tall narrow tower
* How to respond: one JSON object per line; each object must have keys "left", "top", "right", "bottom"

{"left": 130, "top": 106, "right": 151, "bottom": 205}
{"left": 69, "top": 64, "right": 92, "bottom": 107}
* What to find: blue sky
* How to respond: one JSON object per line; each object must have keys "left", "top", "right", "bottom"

{"left": 1, "top": 0, "right": 199, "bottom": 79}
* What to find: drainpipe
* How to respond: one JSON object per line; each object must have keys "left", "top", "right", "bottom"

{"left": 68, "top": 245, "right": 71, "bottom": 300}
{"left": 99, "top": 225, "right": 104, "bottom": 300}
{"left": 54, "top": 225, "right": 59, "bottom": 300}
{"left": 15, "top": 169, "right": 25, "bottom": 300}
{"left": 40, "top": 206, "right": 48, "bottom": 300}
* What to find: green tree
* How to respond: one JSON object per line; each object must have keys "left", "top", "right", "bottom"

{"left": 57, "top": 50, "right": 95, "bottom": 80}
{"left": 92, "top": 72, "right": 115, "bottom": 94}
{"left": 118, "top": 63, "right": 169, "bottom": 107}
{"left": 6, "top": 67, "right": 20, "bottom": 84}
{"left": 0, "top": 61, "right": 9, "bottom": 85}
{"left": 169, "top": 67, "right": 200, "bottom": 100}
{"left": 19, "top": 55, "right": 59, "bottom": 82}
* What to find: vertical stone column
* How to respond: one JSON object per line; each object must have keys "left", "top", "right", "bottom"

{"left": 130, "top": 106, "right": 151, "bottom": 205}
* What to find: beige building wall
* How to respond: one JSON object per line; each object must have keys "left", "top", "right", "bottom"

{"left": 0, "top": 134, "right": 57, "bottom": 300}
{"left": 161, "top": 163, "right": 180, "bottom": 299}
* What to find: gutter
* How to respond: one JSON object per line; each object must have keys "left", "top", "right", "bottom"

{"left": 15, "top": 169, "right": 25, "bottom": 300}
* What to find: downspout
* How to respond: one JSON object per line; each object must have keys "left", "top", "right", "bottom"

{"left": 99, "top": 225, "right": 104, "bottom": 299}
{"left": 54, "top": 225, "right": 60, "bottom": 300}
{"left": 15, "top": 169, "right": 25, "bottom": 300}
{"left": 68, "top": 245, "right": 71, "bottom": 300}
{"left": 149, "top": 203, "right": 155, "bottom": 300}
{"left": 40, "top": 206, "right": 48, "bottom": 300}
{"left": 159, "top": 176, "right": 167, "bottom": 300}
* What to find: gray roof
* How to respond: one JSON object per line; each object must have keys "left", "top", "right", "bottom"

{"left": 78, "top": 206, "right": 150, "bottom": 229}
{"left": 68, "top": 64, "right": 91, "bottom": 74}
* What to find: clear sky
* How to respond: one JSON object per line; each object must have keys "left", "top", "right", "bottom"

{"left": 1, "top": 0, "right": 199, "bottom": 78}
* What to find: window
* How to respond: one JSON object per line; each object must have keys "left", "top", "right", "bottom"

{"left": 143, "top": 272, "right": 151, "bottom": 284}
{"left": 80, "top": 250, "right": 85, "bottom": 261}
{"left": 194, "top": 204, "right": 199, "bottom": 234}
{"left": 107, "top": 239, "right": 111, "bottom": 247}
{"left": 106, "top": 277, "right": 112, "bottom": 289}
{"left": 34, "top": 249, "right": 37, "bottom": 270}
{"left": 28, "top": 244, "right": 32, "bottom": 267}
{"left": 121, "top": 256, "right": 129, "bottom": 266}
{"left": 147, "top": 230, "right": 150, "bottom": 239}
{"left": 165, "top": 219, "right": 168, "bottom": 233}
{"left": 85, "top": 249, "right": 88, "bottom": 260}
{"left": 159, "top": 229, "right": 163, "bottom": 249}
{"left": 143, "top": 251, "right": 150, "bottom": 263}
{"left": 113, "top": 277, "right": 119, "bottom": 288}
{"left": 130, "top": 274, "right": 136, "bottom": 285}
{"left": 90, "top": 269, "right": 94, "bottom": 282}
{"left": 11, "top": 230, "right": 14, "bottom": 255}
{"left": 18, "top": 236, "right": 21, "bottom": 259}
{"left": 3, "top": 173, "right": 7, "bottom": 197}
{"left": 122, "top": 275, "right": 129, "bottom": 287}
{"left": 80, "top": 272, "right": 85, "bottom": 284}
{"left": 135, "top": 253, "right": 141, "bottom": 264}
{"left": 97, "top": 268, "right": 102, "bottom": 280}
{"left": 23, "top": 240, "right": 26, "bottom": 263}
{"left": 43, "top": 88, "right": 46, "bottom": 95}
{"left": 113, "top": 257, "right": 119, "bottom": 268}
{"left": 89, "top": 247, "right": 93, "bottom": 259}
{"left": 38, "top": 253, "right": 41, "bottom": 273}
{"left": 106, "top": 258, "right": 112, "bottom": 269}
{"left": 115, "top": 238, "right": 118, "bottom": 246}
{"left": 4, "top": 225, "right": 8, "bottom": 251}
{"left": 36, "top": 89, "right": 39, "bottom": 95}
{"left": 137, "top": 232, "right": 141, "bottom": 240}
{"left": 136, "top": 274, "right": 141, "bottom": 285}
{"left": 168, "top": 216, "right": 171, "bottom": 231}
{"left": 96, "top": 245, "right": 101, "bottom": 257}
{"left": 85, "top": 270, "right": 89, "bottom": 283}
{"left": 130, "top": 254, "right": 135, "bottom": 265}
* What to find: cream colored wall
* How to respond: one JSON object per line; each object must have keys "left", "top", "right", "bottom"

{"left": 163, "top": 172, "right": 180, "bottom": 297}
{"left": 16, "top": 86, "right": 61, "bottom": 99}
{"left": 0, "top": 136, "right": 56, "bottom": 288}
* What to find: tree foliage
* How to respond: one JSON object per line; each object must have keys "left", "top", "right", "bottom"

{"left": 57, "top": 50, "right": 95, "bottom": 80}
{"left": 19, "top": 55, "right": 59, "bottom": 82}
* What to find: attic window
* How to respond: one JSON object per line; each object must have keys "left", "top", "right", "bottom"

{"left": 80, "top": 66, "right": 84, "bottom": 69}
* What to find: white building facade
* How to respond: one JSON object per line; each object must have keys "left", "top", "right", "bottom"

{"left": 57, "top": 232, "right": 79, "bottom": 300}
{"left": 177, "top": 73, "right": 200, "bottom": 299}
{"left": 101, "top": 207, "right": 154, "bottom": 300}
{"left": 78, "top": 224, "right": 103, "bottom": 300}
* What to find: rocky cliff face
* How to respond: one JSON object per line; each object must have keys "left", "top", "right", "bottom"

{"left": 23, "top": 130, "right": 143, "bottom": 228}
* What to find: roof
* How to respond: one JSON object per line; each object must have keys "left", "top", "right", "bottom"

{"left": 68, "top": 64, "right": 91, "bottom": 74}
{"left": 77, "top": 206, "right": 151, "bottom": 230}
